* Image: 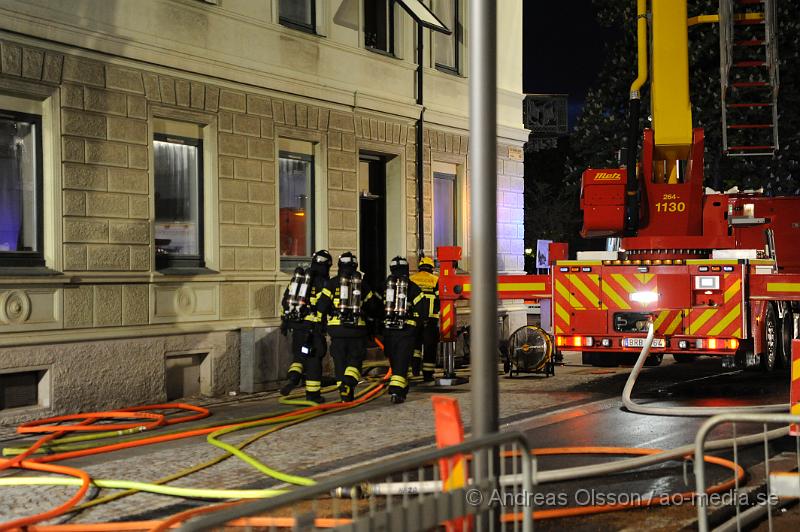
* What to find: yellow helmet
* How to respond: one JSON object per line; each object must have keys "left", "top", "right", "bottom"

{"left": 419, "top": 256, "right": 435, "bottom": 269}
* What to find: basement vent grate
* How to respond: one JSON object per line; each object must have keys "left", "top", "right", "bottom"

{"left": 0, "top": 371, "right": 45, "bottom": 410}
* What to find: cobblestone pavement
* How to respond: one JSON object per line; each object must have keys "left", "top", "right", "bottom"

{"left": 0, "top": 355, "right": 659, "bottom": 524}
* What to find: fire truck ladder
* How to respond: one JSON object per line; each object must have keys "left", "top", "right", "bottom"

{"left": 719, "top": 0, "right": 779, "bottom": 156}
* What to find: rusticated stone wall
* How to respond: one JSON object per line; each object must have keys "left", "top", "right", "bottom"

{"left": 0, "top": 34, "right": 526, "bottom": 423}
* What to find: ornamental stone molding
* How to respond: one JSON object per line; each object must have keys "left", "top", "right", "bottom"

{"left": 0, "top": 290, "right": 32, "bottom": 324}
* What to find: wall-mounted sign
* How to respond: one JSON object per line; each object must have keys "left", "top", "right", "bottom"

{"left": 536, "top": 239, "right": 552, "bottom": 270}
{"left": 523, "top": 94, "right": 568, "bottom": 136}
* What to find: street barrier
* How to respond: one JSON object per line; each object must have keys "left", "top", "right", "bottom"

{"left": 179, "top": 430, "right": 535, "bottom": 532}
{"left": 694, "top": 413, "right": 800, "bottom": 532}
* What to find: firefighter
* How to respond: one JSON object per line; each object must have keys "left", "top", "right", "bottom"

{"left": 279, "top": 249, "right": 332, "bottom": 404}
{"left": 410, "top": 256, "right": 440, "bottom": 382}
{"left": 316, "top": 252, "right": 380, "bottom": 402}
{"left": 382, "top": 256, "right": 428, "bottom": 403}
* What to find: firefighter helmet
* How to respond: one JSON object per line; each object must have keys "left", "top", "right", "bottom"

{"left": 390, "top": 256, "right": 410, "bottom": 277}
{"left": 418, "top": 256, "right": 435, "bottom": 272}
{"left": 312, "top": 249, "right": 332, "bottom": 265}
{"left": 309, "top": 249, "right": 332, "bottom": 275}
{"left": 338, "top": 251, "right": 358, "bottom": 271}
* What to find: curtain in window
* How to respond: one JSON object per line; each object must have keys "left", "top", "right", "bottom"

{"left": 154, "top": 140, "right": 199, "bottom": 256}
{"left": 433, "top": 172, "right": 455, "bottom": 251}
{"left": 434, "top": 0, "right": 456, "bottom": 69}
{"left": 0, "top": 119, "right": 36, "bottom": 253}
{"left": 280, "top": 0, "right": 313, "bottom": 27}
{"left": 279, "top": 156, "right": 312, "bottom": 257}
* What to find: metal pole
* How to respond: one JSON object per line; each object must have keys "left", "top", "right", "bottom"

{"left": 470, "top": 0, "right": 499, "bottom": 528}
{"left": 470, "top": 0, "right": 499, "bottom": 442}
{"left": 416, "top": 24, "right": 425, "bottom": 255}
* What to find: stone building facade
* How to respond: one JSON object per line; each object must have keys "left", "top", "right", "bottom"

{"left": 0, "top": 0, "right": 527, "bottom": 423}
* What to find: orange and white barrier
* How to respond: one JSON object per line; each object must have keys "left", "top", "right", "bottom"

{"left": 432, "top": 396, "right": 472, "bottom": 532}
{"left": 791, "top": 339, "right": 800, "bottom": 436}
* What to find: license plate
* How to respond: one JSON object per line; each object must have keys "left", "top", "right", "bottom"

{"left": 623, "top": 337, "right": 665, "bottom": 348}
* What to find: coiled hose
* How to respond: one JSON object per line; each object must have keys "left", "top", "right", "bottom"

{"left": 0, "top": 371, "right": 391, "bottom": 531}
{"left": 622, "top": 322, "right": 789, "bottom": 416}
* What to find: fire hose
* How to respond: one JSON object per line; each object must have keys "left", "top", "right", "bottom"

{"left": 0, "top": 369, "right": 392, "bottom": 531}
{"left": 622, "top": 322, "right": 790, "bottom": 416}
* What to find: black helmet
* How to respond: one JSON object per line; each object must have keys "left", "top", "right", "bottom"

{"left": 389, "top": 256, "right": 409, "bottom": 277}
{"left": 310, "top": 249, "right": 332, "bottom": 275}
{"left": 338, "top": 251, "right": 358, "bottom": 274}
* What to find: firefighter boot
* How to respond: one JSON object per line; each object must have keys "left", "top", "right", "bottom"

{"left": 411, "top": 350, "right": 422, "bottom": 376}
{"left": 422, "top": 361, "right": 436, "bottom": 383}
{"left": 306, "top": 391, "right": 326, "bottom": 404}
{"left": 339, "top": 366, "right": 360, "bottom": 402}
{"left": 388, "top": 375, "right": 408, "bottom": 404}
{"left": 305, "top": 380, "right": 325, "bottom": 404}
{"left": 280, "top": 363, "right": 303, "bottom": 396}
{"left": 339, "top": 376, "right": 357, "bottom": 402}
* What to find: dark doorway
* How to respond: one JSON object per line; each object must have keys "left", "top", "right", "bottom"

{"left": 359, "top": 155, "right": 387, "bottom": 292}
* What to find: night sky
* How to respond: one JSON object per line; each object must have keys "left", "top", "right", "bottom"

{"left": 522, "top": 3, "right": 616, "bottom": 120}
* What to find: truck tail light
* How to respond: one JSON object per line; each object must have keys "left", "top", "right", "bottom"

{"left": 601, "top": 338, "right": 612, "bottom": 347}
{"left": 556, "top": 335, "right": 593, "bottom": 348}
{"left": 678, "top": 340, "right": 689, "bottom": 349}
{"left": 694, "top": 338, "right": 739, "bottom": 350}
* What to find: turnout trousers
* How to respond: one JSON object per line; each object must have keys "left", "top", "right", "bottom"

{"left": 385, "top": 326, "right": 417, "bottom": 399}
{"left": 287, "top": 328, "right": 327, "bottom": 395}
{"left": 414, "top": 318, "right": 439, "bottom": 379}
{"left": 330, "top": 335, "right": 367, "bottom": 402}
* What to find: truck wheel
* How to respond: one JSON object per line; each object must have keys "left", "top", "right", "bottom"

{"left": 594, "top": 352, "right": 622, "bottom": 367}
{"left": 673, "top": 354, "right": 695, "bottom": 363}
{"left": 761, "top": 303, "right": 779, "bottom": 372}
{"left": 619, "top": 352, "right": 661, "bottom": 366}
{"left": 778, "top": 310, "right": 793, "bottom": 369}
{"left": 582, "top": 352, "right": 617, "bottom": 366}
{"left": 644, "top": 354, "right": 663, "bottom": 367}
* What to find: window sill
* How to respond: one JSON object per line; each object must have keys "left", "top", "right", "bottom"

{"left": 0, "top": 266, "right": 62, "bottom": 277}
{"left": 365, "top": 47, "right": 397, "bottom": 59}
{"left": 279, "top": 20, "right": 319, "bottom": 36}
{"left": 156, "top": 267, "right": 219, "bottom": 276}
{"left": 435, "top": 64, "right": 461, "bottom": 77}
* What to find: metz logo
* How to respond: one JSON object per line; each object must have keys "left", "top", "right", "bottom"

{"left": 593, "top": 171, "right": 623, "bottom": 181}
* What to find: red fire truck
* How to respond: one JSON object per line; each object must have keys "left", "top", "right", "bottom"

{"left": 439, "top": 0, "right": 800, "bottom": 372}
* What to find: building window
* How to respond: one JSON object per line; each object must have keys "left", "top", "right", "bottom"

{"left": 433, "top": 0, "right": 459, "bottom": 74}
{"left": 365, "top": 0, "right": 394, "bottom": 55}
{"left": 154, "top": 133, "right": 204, "bottom": 270}
{"left": 0, "top": 110, "right": 43, "bottom": 268}
{"left": 279, "top": 140, "right": 315, "bottom": 263}
{"left": 433, "top": 170, "right": 456, "bottom": 253}
{"left": 280, "top": 0, "right": 316, "bottom": 34}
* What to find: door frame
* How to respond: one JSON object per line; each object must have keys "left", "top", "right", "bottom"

{"left": 357, "top": 141, "right": 407, "bottom": 275}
